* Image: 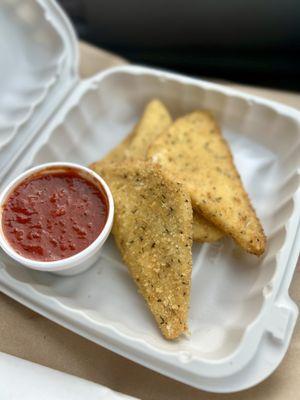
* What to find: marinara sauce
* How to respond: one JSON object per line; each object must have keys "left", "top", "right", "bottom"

{"left": 2, "top": 169, "right": 108, "bottom": 261}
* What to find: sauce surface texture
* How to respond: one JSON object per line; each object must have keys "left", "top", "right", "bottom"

{"left": 2, "top": 170, "right": 108, "bottom": 261}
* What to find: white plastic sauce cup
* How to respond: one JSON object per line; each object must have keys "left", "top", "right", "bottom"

{"left": 0, "top": 162, "right": 114, "bottom": 276}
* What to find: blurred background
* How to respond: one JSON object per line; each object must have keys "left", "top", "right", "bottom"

{"left": 59, "top": 0, "right": 300, "bottom": 91}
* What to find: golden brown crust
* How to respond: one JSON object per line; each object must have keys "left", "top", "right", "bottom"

{"left": 92, "top": 161, "right": 193, "bottom": 339}
{"left": 90, "top": 101, "right": 223, "bottom": 243}
{"left": 193, "top": 211, "right": 223, "bottom": 242}
{"left": 126, "top": 99, "right": 172, "bottom": 159}
{"left": 148, "top": 111, "right": 266, "bottom": 255}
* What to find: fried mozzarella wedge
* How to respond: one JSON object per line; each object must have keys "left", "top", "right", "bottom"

{"left": 92, "top": 161, "right": 193, "bottom": 339}
{"left": 148, "top": 111, "right": 266, "bottom": 255}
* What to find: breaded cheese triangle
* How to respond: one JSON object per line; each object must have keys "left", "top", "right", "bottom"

{"left": 126, "top": 99, "right": 172, "bottom": 159}
{"left": 148, "top": 111, "right": 266, "bottom": 255}
{"left": 90, "top": 100, "right": 223, "bottom": 243}
{"left": 92, "top": 161, "right": 193, "bottom": 339}
{"left": 193, "top": 211, "right": 223, "bottom": 243}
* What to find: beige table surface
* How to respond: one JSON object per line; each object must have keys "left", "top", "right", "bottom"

{"left": 0, "top": 41, "right": 299, "bottom": 400}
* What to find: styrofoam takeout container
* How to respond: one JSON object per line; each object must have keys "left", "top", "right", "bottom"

{"left": 0, "top": 0, "right": 299, "bottom": 393}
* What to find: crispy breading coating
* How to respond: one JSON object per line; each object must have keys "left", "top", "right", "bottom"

{"left": 92, "top": 161, "right": 193, "bottom": 339}
{"left": 126, "top": 99, "right": 172, "bottom": 159}
{"left": 193, "top": 211, "right": 223, "bottom": 242}
{"left": 148, "top": 111, "right": 266, "bottom": 255}
{"left": 90, "top": 100, "right": 223, "bottom": 243}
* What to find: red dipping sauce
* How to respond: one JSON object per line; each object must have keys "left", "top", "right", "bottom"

{"left": 2, "top": 169, "right": 108, "bottom": 262}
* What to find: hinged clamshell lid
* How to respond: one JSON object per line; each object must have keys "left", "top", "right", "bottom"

{"left": 0, "top": 0, "right": 78, "bottom": 179}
